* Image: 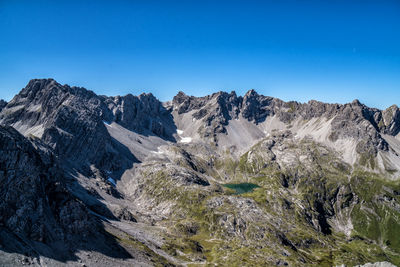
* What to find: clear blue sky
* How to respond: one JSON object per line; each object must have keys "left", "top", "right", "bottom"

{"left": 0, "top": 0, "right": 399, "bottom": 109}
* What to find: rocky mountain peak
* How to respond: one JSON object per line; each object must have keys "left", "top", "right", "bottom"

{"left": 1, "top": 79, "right": 400, "bottom": 183}
{"left": 380, "top": 104, "right": 400, "bottom": 135}
{"left": 172, "top": 91, "right": 189, "bottom": 105}
{"left": 351, "top": 99, "right": 362, "bottom": 106}
{"left": 105, "top": 92, "right": 175, "bottom": 139}
{"left": 2, "top": 79, "right": 400, "bottom": 266}
{"left": 7, "top": 79, "right": 54, "bottom": 106}
{"left": 241, "top": 90, "right": 275, "bottom": 123}
{"left": 244, "top": 88, "right": 259, "bottom": 98}
{"left": 0, "top": 79, "right": 135, "bottom": 174}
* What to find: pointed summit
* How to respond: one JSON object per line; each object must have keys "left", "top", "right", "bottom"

{"left": 17, "top": 78, "right": 59, "bottom": 100}
{"left": 244, "top": 89, "right": 259, "bottom": 98}
{"left": 351, "top": 99, "right": 362, "bottom": 106}
{"left": 173, "top": 91, "right": 189, "bottom": 105}
{"left": 386, "top": 104, "right": 399, "bottom": 110}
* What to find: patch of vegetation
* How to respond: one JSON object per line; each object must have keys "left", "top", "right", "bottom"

{"left": 143, "top": 137, "right": 400, "bottom": 266}
{"left": 106, "top": 225, "right": 172, "bottom": 266}
{"left": 288, "top": 102, "right": 296, "bottom": 113}
{"left": 358, "top": 152, "right": 377, "bottom": 169}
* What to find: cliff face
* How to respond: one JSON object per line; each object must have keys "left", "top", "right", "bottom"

{"left": 0, "top": 126, "right": 112, "bottom": 262}
{"left": 0, "top": 79, "right": 138, "bottom": 174}
{"left": 171, "top": 89, "right": 394, "bottom": 168}
{"left": 104, "top": 92, "right": 176, "bottom": 140}
{"left": 1, "top": 79, "right": 400, "bottom": 266}
{"left": 2, "top": 79, "right": 398, "bottom": 170}
{"left": 177, "top": 90, "right": 391, "bottom": 143}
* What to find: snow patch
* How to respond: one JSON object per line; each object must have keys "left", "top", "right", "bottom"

{"left": 177, "top": 129, "right": 192, "bottom": 143}
{"left": 152, "top": 148, "right": 165, "bottom": 155}
{"left": 180, "top": 137, "right": 192, "bottom": 143}
{"left": 103, "top": 121, "right": 112, "bottom": 126}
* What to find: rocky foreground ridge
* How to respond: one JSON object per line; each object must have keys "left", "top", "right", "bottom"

{"left": 1, "top": 79, "right": 400, "bottom": 266}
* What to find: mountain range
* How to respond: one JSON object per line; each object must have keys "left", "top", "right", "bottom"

{"left": 1, "top": 78, "right": 400, "bottom": 266}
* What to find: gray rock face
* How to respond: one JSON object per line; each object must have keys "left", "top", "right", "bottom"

{"left": 241, "top": 89, "right": 274, "bottom": 123}
{"left": 199, "top": 91, "right": 241, "bottom": 138}
{"left": 1, "top": 79, "right": 108, "bottom": 126}
{"left": 0, "top": 126, "right": 93, "bottom": 258}
{"left": 379, "top": 105, "right": 400, "bottom": 136}
{"left": 172, "top": 91, "right": 212, "bottom": 114}
{"left": 173, "top": 91, "right": 241, "bottom": 139}
{"left": 0, "top": 125, "right": 141, "bottom": 265}
{"left": 105, "top": 93, "right": 176, "bottom": 140}
{"left": 328, "top": 101, "right": 389, "bottom": 154}
{"left": 172, "top": 89, "right": 395, "bottom": 156}
{"left": 2, "top": 79, "right": 398, "bottom": 165}
{"left": 0, "top": 79, "right": 138, "bottom": 173}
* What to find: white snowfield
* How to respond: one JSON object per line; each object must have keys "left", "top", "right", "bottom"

{"left": 180, "top": 137, "right": 192, "bottom": 143}
{"left": 176, "top": 129, "right": 192, "bottom": 143}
